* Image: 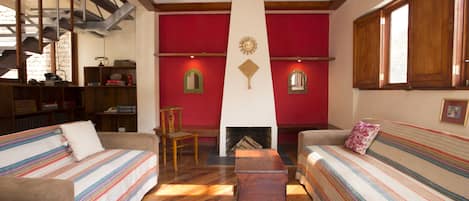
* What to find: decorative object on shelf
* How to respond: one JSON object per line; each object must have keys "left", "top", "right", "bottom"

{"left": 117, "top": 105, "right": 137, "bottom": 113}
{"left": 238, "top": 59, "right": 259, "bottom": 89}
{"left": 288, "top": 70, "right": 307, "bottom": 94}
{"left": 127, "top": 74, "right": 133, "bottom": 86}
{"left": 95, "top": 56, "right": 109, "bottom": 67}
{"left": 440, "top": 99, "right": 468, "bottom": 126}
{"left": 107, "top": 73, "right": 125, "bottom": 86}
{"left": 114, "top": 59, "right": 136, "bottom": 67}
{"left": 110, "top": 73, "right": 122, "bottom": 80}
{"left": 239, "top": 36, "right": 257, "bottom": 55}
{"left": 184, "top": 69, "right": 203, "bottom": 94}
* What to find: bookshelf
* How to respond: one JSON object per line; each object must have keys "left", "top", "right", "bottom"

{"left": 0, "top": 85, "right": 85, "bottom": 135}
{"left": 84, "top": 66, "right": 138, "bottom": 132}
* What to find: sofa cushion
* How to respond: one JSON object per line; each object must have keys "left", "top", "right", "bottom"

{"left": 367, "top": 120, "right": 469, "bottom": 200}
{"left": 345, "top": 121, "right": 380, "bottom": 154}
{"left": 296, "top": 145, "right": 451, "bottom": 201}
{"left": 24, "top": 149, "right": 157, "bottom": 201}
{"left": 0, "top": 125, "right": 73, "bottom": 176}
{"left": 60, "top": 121, "right": 104, "bottom": 161}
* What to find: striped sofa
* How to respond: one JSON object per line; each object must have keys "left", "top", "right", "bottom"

{"left": 0, "top": 124, "right": 159, "bottom": 201}
{"left": 296, "top": 120, "right": 468, "bottom": 201}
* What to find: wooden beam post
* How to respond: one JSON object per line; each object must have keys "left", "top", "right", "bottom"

{"left": 38, "top": 0, "right": 43, "bottom": 54}
{"left": 50, "top": 42, "right": 56, "bottom": 73}
{"left": 16, "top": 0, "right": 26, "bottom": 83}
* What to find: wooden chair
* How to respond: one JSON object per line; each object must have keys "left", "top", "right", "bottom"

{"left": 157, "top": 106, "right": 198, "bottom": 172}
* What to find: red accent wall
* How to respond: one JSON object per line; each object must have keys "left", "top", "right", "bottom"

{"left": 159, "top": 14, "right": 229, "bottom": 127}
{"left": 267, "top": 14, "right": 329, "bottom": 125}
{"left": 159, "top": 14, "right": 230, "bottom": 52}
{"left": 159, "top": 57, "right": 225, "bottom": 126}
{"left": 159, "top": 14, "right": 329, "bottom": 130}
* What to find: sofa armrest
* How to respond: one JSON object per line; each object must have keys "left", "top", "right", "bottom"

{"left": 0, "top": 176, "right": 74, "bottom": 201}
{"left": 98, "top": 132, "right": 159, "bottom": 154}
{"left": 298, "top": 130, "right": 350, "bottom": 154}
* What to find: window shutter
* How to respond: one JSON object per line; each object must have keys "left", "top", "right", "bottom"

{"left": 408, "top": 0, "right": 454, "bottom": 88}
{"left": 353, "top": 10, "right": 381, "bottom": 89}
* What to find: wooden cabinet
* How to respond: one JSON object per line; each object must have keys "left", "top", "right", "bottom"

{"left": 408, "top": 0, "right": 454, "bottom": 88}
{"left": 84, "top": 66, "right": 138, "bottom": 132}
{"left": 0, "top": 85, "right": 85, "bottom": 135}
{"left": 353, "top": 10, "right": 381, "bottom": 89}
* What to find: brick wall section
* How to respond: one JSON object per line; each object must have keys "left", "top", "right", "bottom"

{"left": 0, "top": 5, "right": 15, "bottom": 23}
{"left": 0, "top": 5, "right": 71, "bottom": 81}
{"left": 27, "top": 32, "right": 72, "bottom": 82}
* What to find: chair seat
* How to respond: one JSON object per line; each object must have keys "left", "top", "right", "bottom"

{"left": 168, "top": 131, "right": 195, "bottom": 139}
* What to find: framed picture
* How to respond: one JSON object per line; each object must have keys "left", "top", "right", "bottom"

{"left": 440, "top": 99, "right": 469, "bottom": 126}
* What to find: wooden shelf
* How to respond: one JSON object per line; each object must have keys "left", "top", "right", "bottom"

{"left": 85, "top": 85, "right": 136, "bottom": 88}
{"left": 14, "top": 108, "right": 82, "bottom": 117}
{"left": 95, "top": 112, "right": 137, "bottom": 116}
{"left": 157, "top": 52, "right": 227, "bottom": 57}
{"left": 84, "top": 66, "right": 135, "bottom": 69}
{"left": 270, "top": 56, "right": 335, "bottom": 61}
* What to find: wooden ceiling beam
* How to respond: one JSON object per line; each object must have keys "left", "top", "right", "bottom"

{"left": 154, "top": 1, "right": 346, "bottom": 12}
{"left": 137, "top": 0, "right": 155, "bottom": 11}
{"left": 328, "top": 0, "right": 346, "bottom": 10}
{"left": 155, "top": 2, "right": 231, "bottom": 12}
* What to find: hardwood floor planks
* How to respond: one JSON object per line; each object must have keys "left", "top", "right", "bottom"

{"left": 143, "top": 145, "right": 312, "bottom": 201}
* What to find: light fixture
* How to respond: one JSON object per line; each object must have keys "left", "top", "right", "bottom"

{"left": 297, "top": 58, "right": 302, "bottom": 63}
{"left": 190, "top": 55, "right": 195, "bottom": 59}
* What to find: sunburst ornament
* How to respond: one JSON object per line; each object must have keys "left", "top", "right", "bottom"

{"left": 239, "top": 36, "right": 257, "bottom": 55}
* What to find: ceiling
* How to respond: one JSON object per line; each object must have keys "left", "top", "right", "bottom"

{"left": 153, "top": 0, "right": 331, "bottom": 3}
{"left": 142, "top": 0, "right": 345, "bottom": 12}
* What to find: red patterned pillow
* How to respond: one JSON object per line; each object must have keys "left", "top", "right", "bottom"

{"left": 345, "top": 121, "right": 381, "bottom": 155}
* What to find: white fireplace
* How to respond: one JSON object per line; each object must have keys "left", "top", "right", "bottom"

{"left": 219, "top": 0, "right": 278, "bottom": 156}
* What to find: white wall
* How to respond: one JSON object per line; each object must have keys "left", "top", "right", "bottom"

{"left": 135, "top": 4, "right": 157, "bottom": 133}
{"left": 77, "top": 1, "right": 157, "bottom": 133}
{"left": 219, "top": 0, "right": 278, "bottom": 156}
{"left": 77, "top": 20, "right": 136, "bottom": 86}
{"left": 329, "top": 0, "right": 469, "bottom": 136}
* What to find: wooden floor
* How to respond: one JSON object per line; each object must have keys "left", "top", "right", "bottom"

{"left": 143, "top": 144, "right": 312, "bottom": 201}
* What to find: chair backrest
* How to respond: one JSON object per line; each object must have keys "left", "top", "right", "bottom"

{"left": 160, "top": 106, "right": 183, "bottom": 135}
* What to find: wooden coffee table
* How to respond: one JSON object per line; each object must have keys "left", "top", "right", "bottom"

{"left": 234, "top": 149, "right": 288, "bottom": 201}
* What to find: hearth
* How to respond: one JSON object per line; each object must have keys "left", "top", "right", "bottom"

{"left": 226, "top": 127, "right": 271, "bottom": 155}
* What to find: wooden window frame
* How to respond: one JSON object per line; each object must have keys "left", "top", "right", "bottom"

{"left": 461, "top": 0, "right": 469, "bottom": 87}
{"left": 382, "top": 0, "right": 410, "bottom": 89}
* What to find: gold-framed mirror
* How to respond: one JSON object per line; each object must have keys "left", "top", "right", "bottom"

{"left": 184, "top": 69, "right": 203, "bottom": 94}
{"left": 288, "top": 70, "right": 307, "bottom": 94}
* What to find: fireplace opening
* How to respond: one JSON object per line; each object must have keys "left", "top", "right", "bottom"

{"left": 225, "top": 127, "right": 271, "bottom": 155}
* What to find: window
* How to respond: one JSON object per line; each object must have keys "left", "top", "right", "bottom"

{"left": 386, "top": 4, "right": 409, "bottom": 84}
{"left": 354, "top": 0, "right": 457, "bottom": 89}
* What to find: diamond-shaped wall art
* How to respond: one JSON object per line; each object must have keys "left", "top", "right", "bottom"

{"left": 238, "top": 59, "right": 259, "bottom": 89}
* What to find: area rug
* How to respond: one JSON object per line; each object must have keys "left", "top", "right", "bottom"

{"left": 206, "top": 147, "right": 295, "bottom": 166}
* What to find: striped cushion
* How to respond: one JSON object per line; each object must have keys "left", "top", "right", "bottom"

{"left": 368, "top": 121, "right": 469, "bottom": 200}
{"left": 0, "top": 126, "right": 158, "bottom": 201}
{"left": 296, "top": 145, "right": 452, "bottom": 201}
{"left": 42, "top": 149, "right": 158, "bottom": 201}
{"left": 0, "top": 125, "right": 71, "bottom": 176}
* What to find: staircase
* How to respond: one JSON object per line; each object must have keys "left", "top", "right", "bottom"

{"left": 0, "top": 0, "right": 135, "bottom": 77}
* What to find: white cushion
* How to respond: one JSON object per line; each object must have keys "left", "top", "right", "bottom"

{"left": 60, "top": 121, "right": 104, "bottom": 161}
